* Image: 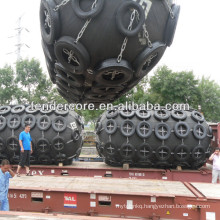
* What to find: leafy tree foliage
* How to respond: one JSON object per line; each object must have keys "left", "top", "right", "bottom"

{"left": 198, "top": 76, "right": 220, "bottom": 122}
{"left": 0, "top": 65, "right": 17, "bottom": 104}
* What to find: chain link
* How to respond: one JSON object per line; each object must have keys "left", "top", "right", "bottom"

{"left": 74, "top": 19, "right": 91, "bottom": 43}
{"left": 145, "top": 53, "right": 157, "bottom": 66}
{"left": 165, "top": 0, "right": 174, "bottom": 19}
{"left": 63, "top": 49, "right": 80, "bottom": 65}
{"left": 54, "top": 0, "right": 70, "bottom": 12}
{"left": 74, "top": 0, "right": 98, "bottom": 44}
{"left": 117, "top": 9, "right": 137, "bottom": 63}
{"left": 143, "top": 24, "right": 152, "bottom": 48}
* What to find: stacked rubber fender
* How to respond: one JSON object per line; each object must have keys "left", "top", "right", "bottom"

{"left": 40, "top": 0, "right": 180, "bottom": 104}
{"left": 95, "top": 108, "right": 212, "bottom": 169}
{"left": 0, "top": 105, "right": 83, "bottom": 165}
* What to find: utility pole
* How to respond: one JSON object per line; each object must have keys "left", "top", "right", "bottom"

{"left": 7, "top": 14, "right": 30, "bottom": 62}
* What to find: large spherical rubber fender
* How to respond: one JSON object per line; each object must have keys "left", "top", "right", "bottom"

{"left": 40, "top": 0, "right": 180, "bottom": 104}
{"left": 0, "top": 105, "right": 83, "bottom": 165}
{"left": 96, "top": 108, "right": 212, "bottom": 169}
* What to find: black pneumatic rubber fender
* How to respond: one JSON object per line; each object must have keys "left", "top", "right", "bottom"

{"left": 94, "top": 59, "right": 133, "bottom": 86}
{"left": 96, "top": 108, "right": 212, "bottom": 169}
{"left": 71, "top": 0, "right": 105, "bottom": 19}
{"left": 164, "top": 4, "right": 181, "bottom": 47}
{"left": 116, "top": 1, "right": 145, "bottom": 37}
{"left": 54, "top": 36, "right": 90, "bottom": 74}
{"left": 40, "top": 0, "right": 60, "bottom": 44}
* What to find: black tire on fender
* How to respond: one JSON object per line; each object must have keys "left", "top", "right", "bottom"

{"left": 54, "top": 36, "right": 90, "bottom": 74}
{"left": 164, "top": 5, "right": 181, "bottom": 47}
{"left": 120, "top": 143, "right": 135, "bottom": 159}
{"left": 38, "top": 154, "right": 52, "bottom": 165}
{"left": 0, "top": 137, "right": 6, "bottom": 152}
{"left": 37, "top": 115, "right": 51, "bottom": 131}
{"left": 155, "top": 145, "right": 171, "bottom": 161}
{"left": 133, "top": 42, "right": 166, "bottom": 78}
{"left": 191, "top": 111, "right": 204, "bottom": 123}
{"left": 155, "top": 123, "right": 171, "bottom": 140}
{"left": 174, "top": 122, "right": 190, "bottom": 139}
{"left": 25, "top": 106, "right": 39, "bottom": 114}
{"left": 116, "top": 1, "right": 145, "bottom": 37}
{"left": 11, "top": 105, "right": 25, "bottom": 114}
{"left": 7, "top": 115, "right": 21, "bottom": 130}
{"left": 135, "top": 109, "right": 151, "bottom": 120}
{"left": 52, "top": 136, "right": 65, "bottom": 151}
{"left": 120, "top": 120, "right": 135, "bottom": 137}
{"left": 154, "top": 109, "right": 170, "bottom": 121}
{"left": 94, "top": 59, "right": 133, "bottom": 86}
{"left": 104, "top": 142, "right": 116, "bottom": 156}
{"left": 174, "top": 145, "right": 190, "bottom": 162}
{"left": 171, "top": 110, "right": 187, "bottom": 121}
{"left": 36, "top": 138, "right": 50, "bottom": 153}
{"left": 21, "top": 114, "right": 36, "bottom": 129}
{"left": 52, "top": 116, "right": 67, "bottom": 132}
{"left": 71, "top": 0, "right": 105, "bottom": 19}
{"left": 136, "top": 143, "right": 152, "bottom": 160}
{"left": 0, "top": 116, "right": 7, "bottom": 131}
{"left": 0, "top": 106, "right": 11, "bottom": 115}
{"left": 6, "top": 136, "right": 20, "bottom": 152}
{"left": 40, "top": 0, "right": 60, "bottom": 44}
{"left": 136, "top": 121, "right": 152, "bottom": 139}
{"left": 191, "top": 146, "right": 206, "bottom": 161}
{"left": 193, "top": 124, "right": 207, "bottom": 140}
{"left": 104, "top": 119, "right": 117, "bottom": 135}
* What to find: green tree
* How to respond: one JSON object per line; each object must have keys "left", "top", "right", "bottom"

{"left": 15, "top": 58, "right": 63, "bottom": 104}
{"left": 148, "top": 66, "right": 200, "bottom": 108}
{"left": 198, "top": 76, "right": 220, "bottom": 122}
{"left": 0, "top": 65, "right": 17, "bottom": 104}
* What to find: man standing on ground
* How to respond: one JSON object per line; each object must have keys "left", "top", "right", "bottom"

{"left": 0, "top": 159, "right": 15, "bottom": 211}
{"left": 16, "top": 123, "right": 33, "bottom": 177}
{"left": 209, "top": 147, "right": 220, "bottom": 183}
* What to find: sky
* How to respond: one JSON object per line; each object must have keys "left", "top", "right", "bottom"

{"left": 0, "top": 0, "right": 220, "bottom": 85}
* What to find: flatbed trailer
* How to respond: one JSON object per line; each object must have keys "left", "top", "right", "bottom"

{"left": 12, "top": 162, "right": 212, "bottom": 183}
{"left": 8, "top": 175, "right": 220, "bottom": 220}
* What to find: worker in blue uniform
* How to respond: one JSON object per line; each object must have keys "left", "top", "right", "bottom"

{"left": 0, "top": 159, "right": 15, "bottom": 211}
